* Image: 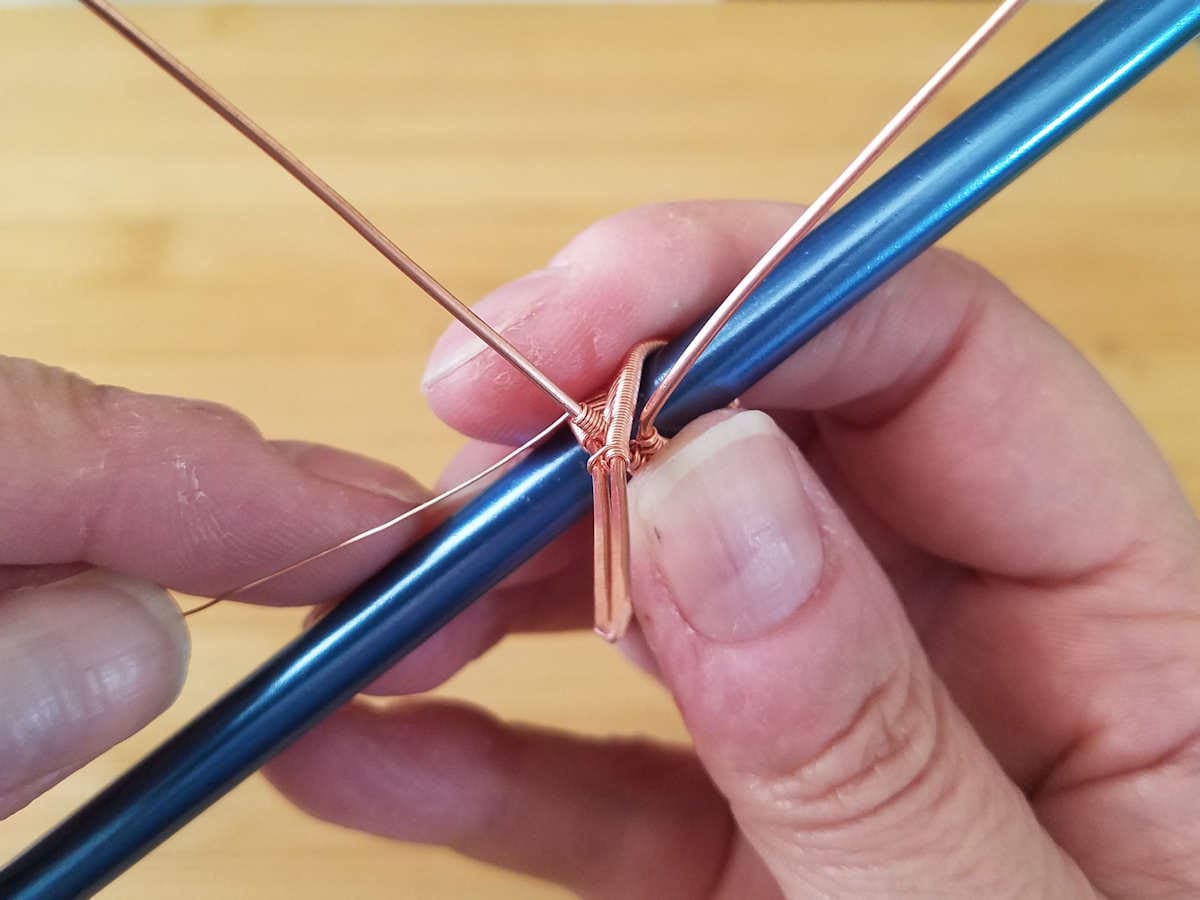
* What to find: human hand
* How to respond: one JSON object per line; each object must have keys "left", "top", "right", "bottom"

{"left": 266, "top": 200, "right": 1200, "bottom": 898}
{"left": 0, "top": 359, "right": 435, "bottom": 818}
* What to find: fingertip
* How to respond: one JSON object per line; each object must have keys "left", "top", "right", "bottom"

{"left": 421, "top": 267, "right": 580, "bottom": 441}
{"left": 265, "top": 700, "right": 509, "bottom": 847}
{"left": 0, "top": 569, "right": 189, "bottom": 817}
{"left": 0, "top": 356, "right": 440, "bottom": 611}
{"left": 101, "top": 569, "right": 191, "bottom": 694}
{"left": 420, "top": 200, "right": 805, "bottom": 442}
{"left": 627, "top": 414, "right": 1089, "bottom": 896}
{"left": 421, "top": 267, "right": 572, "bottom": 392}
{"left": 168, "top": 440, "right": 432, "bottom": 607}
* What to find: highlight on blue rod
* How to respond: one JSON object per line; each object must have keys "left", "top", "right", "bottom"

{"left": 4, "top": 0, "right": 1198, "bottom": 896}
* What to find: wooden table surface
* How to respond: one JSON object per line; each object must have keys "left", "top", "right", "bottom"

{"left": 1, "top": 3, "right": 1197, "bottom": 897}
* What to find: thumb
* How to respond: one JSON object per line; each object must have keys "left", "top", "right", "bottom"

{"left": 0, "top": 568, "right": 187, "bottom": 818}
{"left": 629, "top": 411, "right": 1091, "bottom": 897}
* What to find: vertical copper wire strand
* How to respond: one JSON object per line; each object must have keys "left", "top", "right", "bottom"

{"left": 639, "top": 0, "right": 1028, "bottom": 434}
{"left": 78, "top": 0, "right": 586, "bottom": 424}
{"left": 587, "top": 340, "right": 663, "bottom": 641}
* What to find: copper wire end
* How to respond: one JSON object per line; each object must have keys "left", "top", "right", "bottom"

{"left": 182, "top": 414, "right": 569, "bottom": 615}
{"left": 589, "top": 463, "right": 618, "bottom": 641}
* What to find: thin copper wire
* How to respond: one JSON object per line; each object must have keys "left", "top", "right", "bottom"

{"left": 638, "top": 0, "right": 1028, "bottom": 434}
{"left": 181, "top": 414, "right": 570, "bottom": 615}
{"left": 78, "top": 0, "right": 587, "bottom": 425}
{"left": 77, "top": 0, "right": 616, "bottom": 619}
{"left": 92, "top": 0, "right": 1026, "bottom": 638}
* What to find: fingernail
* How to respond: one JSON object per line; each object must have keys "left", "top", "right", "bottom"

{"left": 631, "top": 411, "right": 824, "bottom": 642}
{"left": 420, "top": 267, "right": 568, "bottom": 388}
{"left": 278, "top": 441, "right": 428, "bottom": 505}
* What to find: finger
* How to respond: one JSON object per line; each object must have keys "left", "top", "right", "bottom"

{"left": 739, "top": 248, "right": 1195, "bottom": 581}
{"left": 0, "top": 569, "right": 187, "bottom": 817}
{"left": 420, "top": 201, "right": 1200, "bottom": 886}
{"left": 628, "top": 411, "right": 1094, "bottom": 896}
{"left": 422, "top": 200, "right": 802, "bottom": 442}
{"left": 265, "top": 700, "right": 743, "bottom": 900}
{"left": 422, "top": 199, "right": 1192, "bottom": 577}
{"left": 432, "top": 439, "right": 591, "bottom": 591}
{"left": 0, "top": 356, "right": 432, "bottom": 605}
{"left": 363, "top": 408, "right": 927, "bottom": 697}
{"left": 0, "top": 563, "right": 89, "bottom": 594}
{"left": 368, "top": 409, "right": 916, "bottom": 697}
{"left": 311, "top": 437, "right": 596, "bottom": 697}
{"left": 360, "top": 556, "right": 592, "bottom": 695}
{"left": 722, "top": 245, "right": 1200, "bottom": 893}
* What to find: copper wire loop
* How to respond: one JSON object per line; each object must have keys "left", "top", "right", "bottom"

{"left": 90, "top": 0, "right": 1027, "bottom": 640}
{"left": 569, "top": 402, "right": 609, "bottom": 449}
{"left": 577, "top": 341, "right": 667, "bottom": 469}
{"left": 584, "top": 340, "right": 666, "bottom": 641}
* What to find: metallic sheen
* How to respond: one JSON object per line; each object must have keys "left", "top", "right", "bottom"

{"left": 4, "top": 0, "right": 1198, "bottom": 896}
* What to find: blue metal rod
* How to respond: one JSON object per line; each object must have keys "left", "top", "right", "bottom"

{"left": 5, "top": 0, "right": 1198, "bottom": 896}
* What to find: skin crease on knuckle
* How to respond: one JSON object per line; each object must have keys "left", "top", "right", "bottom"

{"left": 737, "top": 663, "right": 946, "bottom": 839}
{"left": 2, "top": 193, "right": 1195, "bottom": 897}
{"left": 735, "top": 673, "right": 1079, "bottom": 899}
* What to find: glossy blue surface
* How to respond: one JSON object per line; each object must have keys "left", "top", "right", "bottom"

{"left": 5, "top": 0, "right": 1198, "bottom": 895}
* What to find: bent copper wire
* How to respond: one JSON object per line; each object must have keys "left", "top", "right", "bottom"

{"left": 72, "top": 0, "right": 620, "bottom": 619}
{"left": 226, "top": 0, "right": 1027, "bottom": 637}
{"left": 102, "top": 0, "right": 1029, "bottom": 635}
{"left": 8, "top": 2, "right": 1198, "bottom": 894}
{"left": 638, "top": 0, "right": 1029, "bottom": 434}
{"left": 180, "top": 413, "right": 572, "bottom": 616}
{"left": 574, "top": 340, "right": 665, "bottom": 641}
{"left": 590, "top": 0, "right": 1031, "bottom": 639}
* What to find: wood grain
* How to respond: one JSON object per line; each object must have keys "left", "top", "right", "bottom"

{"left": 0, "top": 4, "right": 1196, "bottom": 897}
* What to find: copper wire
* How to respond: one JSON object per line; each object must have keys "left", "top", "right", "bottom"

{"left": 91, "top": 0, "right": 1026, "bottom": 640}
{"left": 77, "top": 0, "right": 611, "bottom": 619}
{"left": 584, "top": 341, "right": 664, "bottom": 641}
{"left": 638, "top": 0, "right": 1028, "bottom": 434}
{"left": 78, "top": 0, "right": 586, "bottom": 425}
{"left": 182, "top": 414, "right": 570, "bottom": 615}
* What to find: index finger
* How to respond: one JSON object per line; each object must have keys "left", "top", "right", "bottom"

{"left": 422, "top": 199, "right": 1195, "bottom": 581}
{"left": 0, "top": 356, "right": 430, "bottom": 605}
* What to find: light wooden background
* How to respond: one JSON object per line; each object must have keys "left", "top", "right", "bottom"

{"left": 1, "top": 3, "right": 1197, "bottom": 898}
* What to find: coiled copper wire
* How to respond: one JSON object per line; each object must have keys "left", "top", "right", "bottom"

{"left": 83, "top": 0, "right": 1025, "bottom": 640}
